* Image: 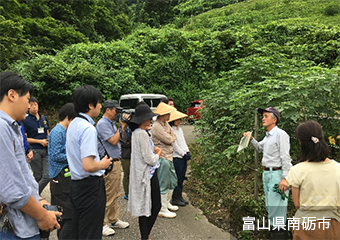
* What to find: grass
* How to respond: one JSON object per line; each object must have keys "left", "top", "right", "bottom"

{"left": 182, "top": 0, "right": 340, "bottom": 32}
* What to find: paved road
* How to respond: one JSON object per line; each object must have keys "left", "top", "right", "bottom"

{"left": 43, "top": 124, "right": 236, "bottom": 240}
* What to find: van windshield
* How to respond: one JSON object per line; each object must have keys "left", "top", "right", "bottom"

{"left": 144, "top": 98, "right": 162, "bottom": 107}
{"left": 120, "top": 99, "right": 139, "bottom": 109}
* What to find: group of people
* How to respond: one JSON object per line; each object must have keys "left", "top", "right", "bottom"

{"left": 128, "top": 99, "right": 191, "bottom": 240}
{"left": 0, "top": 71, "right": 191, "bottom": 240}
{"left": 243, "top": 107, "right": 340, "bottom": 240}
{"left": 1, "top": 71, "right": 339, "bottom": 240}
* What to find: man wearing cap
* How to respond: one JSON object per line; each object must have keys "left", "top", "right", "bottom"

{"left": 243, "top": 107, "right": 292, "bottom": 239}
{"left": 151, "top": 102, "right": 178, "bottom": 219}
{"left": 96, "top": 100, "right": 130, "bottom": 236}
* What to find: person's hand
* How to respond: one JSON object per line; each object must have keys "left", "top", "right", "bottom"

{"left": 39, "top": 198, "right": 49, "bottom": 206}
{"left": 243, "top": 131, "right": 253, "bottom": 140}
{"left": 119, "top": 114, "right": 131, "bottom": 128}
{"left": 154, "top": 146, "right": 162, "bottom": 156}
{"left": 40, "top": 139, "right": 48, "bottom": 147}
{"left": 37, "top": 210, "right": 61, "bottom": 232}
{"left": 100, "top": 155, "right": 113, "bottom": 169}
{"left": 279, "top": 178, "right": 289, "bottom": 193}
{"left": 27, "top": 150, "right": 33, "bottom": 162}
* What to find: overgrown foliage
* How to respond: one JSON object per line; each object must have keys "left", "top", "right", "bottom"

{"left": 0, "top": 0, "right": 131, "bottom": 70}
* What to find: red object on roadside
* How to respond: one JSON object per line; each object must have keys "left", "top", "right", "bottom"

{"left": 186, "top": 100, "right": 203, "bottom": 123}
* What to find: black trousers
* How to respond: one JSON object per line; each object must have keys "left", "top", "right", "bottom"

{"left": 70, "top": 176, "right": 106, "bottom": 240}
{"left": 50, "top": 168, "right": 73, "bottom": 239}
{"left": 139, "top": 169, "right": 161, "bottom": 240}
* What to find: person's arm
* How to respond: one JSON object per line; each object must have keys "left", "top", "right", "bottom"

{"left": 82, "top": 155, "right": 112, "bottom": 172}
{"left": 244, "top": 131, "right": 263, "bottom": 153}
{"left": 99, "top": 120, "right": 128, "bottom": 146}
{"left": 26, "top": 135, "right": 48, "bottom": 147}
{"left": 48, "top": 131, "right": 67, "bottom": 163}
{"left": 173, "top": 140, "right": 186, "bottom": 157}
{"left": 291, "top": 186, "right": 300, "bottom": 209}
{"left": 151, "top": 123, "right": 176, "bottom": 145}
{"left": 20, "top": 195, "right": 61, "bottom": 231}
{"left": 279, "top": 130, "right": 293, "bottom": 178}
{"left": 106, "top": 130, "right": 120, "bottom": 146}
{"left": 139, "top": 132, "right": 160, "bottom": 166}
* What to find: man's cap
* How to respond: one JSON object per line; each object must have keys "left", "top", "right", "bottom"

{"left": 103, "top": 100, "right": 120, "bottom": 109}
{"left": 168, "top": 110, "right": 188, "bottom": 123}
{"left": 257, "top": 107, "right": 280, "bottom": 123}
{"left": 154, "top": 102, "right": 176, "bottom": 116}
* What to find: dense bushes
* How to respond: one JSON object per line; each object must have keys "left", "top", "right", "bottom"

{"left": 9, "top": 24, "right": 255, "bottom": 111}
{"left": 190, "top": 55, "right": 339, "bottom": 238}
{"left": 0, "top": 0, "right": 131, "bottom": 70}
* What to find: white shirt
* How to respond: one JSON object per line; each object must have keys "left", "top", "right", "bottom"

{"left": 250, "top": 126, "right": 292, "bottom": 178}
{"left": 172, "top": 125, "right": 189, "bottom": 158}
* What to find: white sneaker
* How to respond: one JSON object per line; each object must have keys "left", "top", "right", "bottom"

{"left": 102, "top": 224, "right": 115, "bottom": 236}
{"left": 111, "top": 219, "right": 130, "bottom": 229}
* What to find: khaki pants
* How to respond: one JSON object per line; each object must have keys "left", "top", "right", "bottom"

{"left": 103, "top": 160, "right": 122, "bottom": 224}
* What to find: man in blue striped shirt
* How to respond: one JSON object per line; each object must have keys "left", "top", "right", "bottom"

{"left": 0, "top": 71, "right": 61, "bottom": 239}
{"left": 48, "top": 102, "right": 77, "bottom": 239}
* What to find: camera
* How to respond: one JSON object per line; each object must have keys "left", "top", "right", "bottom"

{"left": 40, "top": 204, "right": 63, "bottom": 239}
{"left": 105, "top": 161, "right": 113, "bottom": 175}
{"left": 116, "top": 108, "right": 132, "bottom": 123}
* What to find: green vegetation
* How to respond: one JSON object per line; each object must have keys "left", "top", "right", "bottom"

{"left": 2, "top": 0, "right": 340, "bottom": 238}
{"left": 0, "top": 0, "right": 131, "bottom": 70}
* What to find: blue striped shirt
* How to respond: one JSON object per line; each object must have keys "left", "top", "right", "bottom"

{"left": 0, "top": 110, "right": 39, "bottom": 238}
{"left": 48, "top": 123, "right": 68, "bottom": 178}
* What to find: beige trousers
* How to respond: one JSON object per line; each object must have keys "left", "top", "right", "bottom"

{"left": 103, "top": 160, "right": 122, "bottom": 224}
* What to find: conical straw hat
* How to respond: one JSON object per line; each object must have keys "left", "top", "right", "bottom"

{"left": 154, "top": 102, "right": 176, "bottom": 115}
{"left": 168, "top": 110, "right": 188, "bottom": 122}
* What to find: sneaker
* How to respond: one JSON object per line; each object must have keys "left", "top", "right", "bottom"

{"left": 124, "top": 194, "right": 128, "bottom": 200}
{"left": 102, "top": 224, "right": 115, "bottom": 236}
{"left": 111, "top": 219, "right": 130, "bottom": 229}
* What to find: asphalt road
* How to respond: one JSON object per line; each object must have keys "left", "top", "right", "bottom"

{"left": 42, "top": 124, "right": 236, "bottom": 240}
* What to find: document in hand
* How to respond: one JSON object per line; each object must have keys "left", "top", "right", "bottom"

{"left": 237, "top": 132, "right": 252, "bottom": 152}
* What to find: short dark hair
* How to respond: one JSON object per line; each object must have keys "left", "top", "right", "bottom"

{"left": 59, "top": 103, "right": 77, "bottom": 121}
{"left": 29, "top": 97, "right": 39, "bottom": 104}
{"left": 168, "top": 98, "right": 174, "bottom": 103}
{"left": 73, "top": 85, "right": 102, "bottom": 113}
{"left": 295, "top": 120, "right": 329, "bottom": 162}
{"left": 0, "top": 71, "right": 32, "bottom": 102}
{"left": 161, "top": 97, "right": 169, "bottom": 104}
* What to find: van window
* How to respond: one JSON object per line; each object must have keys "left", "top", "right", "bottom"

{"left": 120, "top": 99, "right": 139, "bottom": 109}
{"left": 143, "top": 98, "right": 162, "bottom": 108}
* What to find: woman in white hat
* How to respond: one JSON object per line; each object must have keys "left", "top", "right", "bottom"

{"left": 151, "top": 102, "right": 178, "bottom": 218}
{"left": 127, "top": 103, "right": 162, "bottom": 240}
{"left": 168, "top": 110, "right": 190, "bottom": 207}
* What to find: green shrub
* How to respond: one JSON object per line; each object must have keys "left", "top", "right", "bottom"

{"left": 324, "top": 4, "right": 340, "bottom": 16}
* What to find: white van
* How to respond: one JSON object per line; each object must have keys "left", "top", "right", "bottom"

{"left": 119, "top": 93, "right": 167, "bottom": 113}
